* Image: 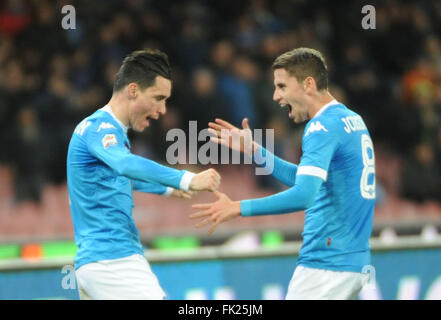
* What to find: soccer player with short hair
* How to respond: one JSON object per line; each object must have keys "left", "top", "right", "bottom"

{"left": 67, "top": 49, "right": 221, "bottom": 300}
{"left": 191, "top": 48, "right": 376, "bottom": 299}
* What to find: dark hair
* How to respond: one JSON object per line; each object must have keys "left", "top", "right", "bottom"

{"left": 272, "top": 48, "right": 328, "bottom": 91}
{"left": 113, "top": 48, "right": 171, "bottom": 92}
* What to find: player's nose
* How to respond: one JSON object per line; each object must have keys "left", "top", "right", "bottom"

{"left": 159, "top": 102, "right": 166, "bottom": 115}
{"left": 273, "top": 90, "right": 281, "bottom": 102}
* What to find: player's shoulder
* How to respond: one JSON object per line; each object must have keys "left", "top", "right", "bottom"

{"left": 74, "top": 108, "right": 121, "bottom": 138}
{"left": 308, "top": 102, "right": 367, "bottom": 137}
{"left": 304, "top": 104, "right": 344, "bottom": 138}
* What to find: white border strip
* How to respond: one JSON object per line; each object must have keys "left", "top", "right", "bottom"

{"left": 297, "top": 165, "right": 328, "bottom": 181}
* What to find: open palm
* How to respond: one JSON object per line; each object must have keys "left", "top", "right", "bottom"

{"left": 208, "top": 118, "right": 257, "bottom": 156}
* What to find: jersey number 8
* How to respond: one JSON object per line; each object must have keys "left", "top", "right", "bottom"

{"left": 360, "top": 134, "right": 376, "bottom": 199}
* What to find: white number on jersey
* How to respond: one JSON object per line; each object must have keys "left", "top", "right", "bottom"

{"left": 360, "top": 134, "right": 376, "bottom": 199}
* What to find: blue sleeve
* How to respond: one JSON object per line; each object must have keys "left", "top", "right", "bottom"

{"left": 132, "top": 179, "right": 169, "bottom": 195}
{"left": 240, "top": 174, "right": 323, "bottom": 216}
{"left": 85, "top": 127, "right": 189, "bottom": 190}
{"left": 253, "top": 145, "right": 298, "bottom": 187}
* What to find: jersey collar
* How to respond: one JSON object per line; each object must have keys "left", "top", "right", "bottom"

{"left": 101, "top": 105, "right": 128, "bottom": 134}
{"left": 313, "top": 99, "right": 339, "bottom": 118}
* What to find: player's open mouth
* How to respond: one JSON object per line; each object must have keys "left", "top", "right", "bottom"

{"left": 148, "top": 115, "right": 160, "bottom": 121}
{"left": 281, "top": 104, "right": 292, "bottom": 113}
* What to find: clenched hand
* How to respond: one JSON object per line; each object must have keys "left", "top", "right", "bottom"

{"left": 189, "top": 168, "right": 221, "bottom": 192}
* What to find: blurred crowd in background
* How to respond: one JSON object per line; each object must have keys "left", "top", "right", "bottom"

{"left": 0, "top": 0, "right": 440, "bottom": 226}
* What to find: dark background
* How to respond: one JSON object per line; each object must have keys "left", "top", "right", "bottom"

{"left": 0, "top": 0, "right": 440, "bottom": 243}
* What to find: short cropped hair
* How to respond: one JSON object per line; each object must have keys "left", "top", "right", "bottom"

{"left": 113, "top": 48, "right": 171, "bottom": 92}
{"left": 272, "top": 48, "right": 328, "bottom": 91}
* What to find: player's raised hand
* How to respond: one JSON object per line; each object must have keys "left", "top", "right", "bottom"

{"left": 189, "top": 168, "right": 221, "bottom": 192}
{"left": 171, "top": 189, "right": 195, "bottom": 199}
{"left": 190, "top": 190, "right": 241, "bottom": 234}
{"left": 208, "top": 118, "right": 258, "bottom": 156}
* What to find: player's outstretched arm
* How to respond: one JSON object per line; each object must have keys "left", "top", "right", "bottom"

{"left": 86, "top": 126, "right": 220, "bottom": 192}
{"left": 191, "top": 174, "right": 323, "bottom": 234}
{"left": 209, "top": 117, "right": 298, "bottom": 187}
{"left": 190, "top": 190, "right": 240, "bottom": 234}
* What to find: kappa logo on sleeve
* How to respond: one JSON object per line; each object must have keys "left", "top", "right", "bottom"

{"left": 97, "top": 122, "right": 116, "bottom": 132}
{"left": 305, "top": 121, "right": 328, "bottom": 136}
{"left": 102, "top": 134, "right": 118, "bottom": 149}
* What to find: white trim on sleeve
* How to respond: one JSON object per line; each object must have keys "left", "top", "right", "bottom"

{"left": 163, "top": 187, "right": 174, "bottom": 197}
{"left": 297, "top": 165, "right": 328, "bottom": 181}
{"left": 179, "top": 171, "right": 196, "bottom": 191}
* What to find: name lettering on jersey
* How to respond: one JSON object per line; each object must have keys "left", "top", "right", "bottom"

{"left": 102, "top": 134, "right": 118, "bottom": 149}
{"left": 74, "top": 120, "right": 91, "bottom": 136}
{"left": 97, "top": 122, "right": 116, "bottom": 132}
{"left": 306, "top": 121, "right": 328, "bottom": 136}
{"left": 341, "top": 116, "right": 367, "bottom": 133}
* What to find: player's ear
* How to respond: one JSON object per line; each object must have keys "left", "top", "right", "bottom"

{"left": 304, "top": 76, "right": 316, "bottom": 92}
{"left": 126, "top": 83, "right": 138, "bottom": 99}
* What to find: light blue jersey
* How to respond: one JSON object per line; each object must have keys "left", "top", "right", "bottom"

{"left": 241, "top": 100, "right": 375, "bottom": 272}
{"left": 67, "top": 106, "right": 194, "bottom": 269}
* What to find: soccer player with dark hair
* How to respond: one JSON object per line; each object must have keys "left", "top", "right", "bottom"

{"left": 192, "top": 48, "right": 376, "bottom": 299}
{"left": 67, "top": 48, "right": 221, "bottom": 300}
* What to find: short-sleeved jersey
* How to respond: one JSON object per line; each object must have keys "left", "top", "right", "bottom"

{"left": 296, "top": 101, "right": 376, "bottom": 272}
{"left": 67, "top": 106, "right": 191, "bottom": 269}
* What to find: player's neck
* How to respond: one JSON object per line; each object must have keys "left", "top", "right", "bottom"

{"left": 309, "top": 91, "right": 335, "bottom": 119}
{"left": 107, "top": 94, "right": 130, "bottom": 128}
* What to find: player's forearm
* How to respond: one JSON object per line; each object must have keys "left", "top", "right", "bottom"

{"left": 240, "top": 175, "right": 322, "bottom": 216}
{"left": 114, "top": 153, "right": 192, "bottom": 191}
{"left": 132, "top": 179, "right": 173, "bottom": 195}
{"left": 253, "top": 145, "right": 298, "bottom": 187}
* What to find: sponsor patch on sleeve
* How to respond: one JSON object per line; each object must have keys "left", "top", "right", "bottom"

{"left": 102, "top": 134, "right": 118, "bottom": 149}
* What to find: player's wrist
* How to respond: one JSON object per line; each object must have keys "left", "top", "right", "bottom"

{"left": 252, "top": 142, "right": 261, "bottom": 155}
{"left": 180, "top": 171, "right": 196, "bottom": 191}
{"left": 163, "top": 187, "right": 174, "bottom": 197}
{"left": 239, "top": 200, "right": 251, "bottom": 217}
{"left": 233, "top": 201, "right": 242, "bottom": 216}
{"left": 252, "top": 144, "right": 265, "bottom": 164}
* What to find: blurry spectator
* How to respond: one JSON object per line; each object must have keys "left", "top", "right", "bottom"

{"left": 18, "top": 0, "right": 67, "bottom": 62}
{"left": 234, "top": 14, "right": 261, "bottom": 51}
{"left": 401, "top": 143, "right": 441, "bottom": 202}
{"left": 70, "top": 47, "right": 95, "bottom": 91}
{"left": 10, "top": 107, "right": 47, "bottom": 203}
{"left": 169, "top": 19, "right": 210, "bottom": 74}
{"left": 35, "top": 73, "right": 75, "bottom": 184}
{"left": 338, "top": 43, "right": 381, "bottom": 131}
{"left": 177, "top": 67, "right": 230, "bottom": 164}
{"left": 96, "top": 22, "right": 128, "bottom": 66}
{"left": 0, "top": 0, "right": 31, "bottom": 37}
{"left": 217, "top": 54, "right": 260, "bottom": 127}
{"left": 402, "top": 57, "right": 437, "bottom": 105}
{"left": 185, "top": 67, "right": 230, "bottom": 126}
